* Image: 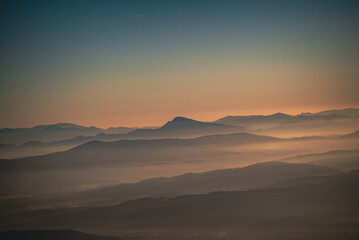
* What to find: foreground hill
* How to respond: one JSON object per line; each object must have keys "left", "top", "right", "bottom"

{"left": 3, "top": 170, "right": 359, "bottom": 239}
{"left": 0, "top": 230, "right": 121, "bottom": 240}
{"left": 59, "top": 162, "right": 338, "bottom": 206}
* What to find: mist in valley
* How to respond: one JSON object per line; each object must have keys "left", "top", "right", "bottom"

{"left": 1, "top": 0, "right": 359, "bottom": 238}
{"left": 1, "top": 109, "right": 359, "bottom": 240}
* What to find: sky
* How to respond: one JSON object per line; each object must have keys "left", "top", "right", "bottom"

{"left": 1, "top": 0, "right": 358, "bottom": 128}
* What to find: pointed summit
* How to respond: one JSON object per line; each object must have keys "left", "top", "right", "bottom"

{"left": 127, "top": 116, "right": 246, "bottom": 139}
{"left": 170, "top": 116, "right": 199, "bottom": 123}
{"left": 271, "top": 112, "right": 290, "bottom": 117}
{"left": 161, "top": 117, "right": 202, "bottom": 129}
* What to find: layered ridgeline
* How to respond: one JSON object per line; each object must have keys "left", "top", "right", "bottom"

{"left": 0, "top": 123, "right": 136, "bottom": 159}
{"left": 0, "top": 132, "right": 280, "bottom": 198}
{"left": 1, "top": 130, "right": 358, "bottom": 199}
{"left": 5, "top": 161, "right": 338, "bottom": 209}
{"left": 3, "top": 169, "right": 359, "bottom": 240}
{"left": 0, "top": 132, "right": 278, "bottom": 171}
{"left": 0, "top": 117, "right": 246, "bottom": 146}
{"left": 216, "top": 108, "right": 359, "bottom": 137}
{"left": 68, "top": 162, "right": 339, "bottom": 206}
{"left": 0, "top": 123, "right": 136, "bottom": 145}
{"left": 1, "top": 127, "right": 358, "bottom": 239}
{"left": 1, "top": 108, "right": 359, "bottom": 159}
{"left": 0, "top": 117, "right": 246, "bottom": 159}
{"left": 1, "top": 108, "right": 358, "bottom": 239}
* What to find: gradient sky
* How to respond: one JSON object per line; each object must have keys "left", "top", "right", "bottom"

{"left": 1, "top": 0, "right": 359, "bottom": 128}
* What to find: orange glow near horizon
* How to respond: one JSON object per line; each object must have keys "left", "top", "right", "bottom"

{"left": 2, "top": 104, "right": 358, "bottom": 129}
{"left": 2, "top": 58, "right": 358, "bottom": 129}
{"left": 1, "top": 0, "right": 359, "bottom": 130}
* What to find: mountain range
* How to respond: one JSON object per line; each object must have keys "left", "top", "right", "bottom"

{"left": 1, "top": 108, "right": 359, "bottom": 239}
{"left": 0, "top": 117, "right": 246, "bottom": 159}
{"left": 217, "top": 108, "right": 359, "bottom": 137}
{"left": 0, "top": 123, "right": 135, "bottom": 145}
{"left": 1, "top": 108, "right": 358, "bottom": 159}
{"left": 216, "top": 108, "right": 359, "bottom": 127}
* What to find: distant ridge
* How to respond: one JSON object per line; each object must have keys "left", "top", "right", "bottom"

{"left": 216, "top": 112, "right": 292, "bottom": 125}
{"left": 0, "top": 123, "right": 135, "bottom": 145}
{"left": 161, "top": 116, "right": 230, "bottom": 129}
{"left": 124, "top": 116, "right": 247, "bottom": 139}
{"left": 215, "top": 108, "right": 359, "bottom": 135}
{"left": 169, "top": 116, "right": 199, "bottom": 122}
{"left": 1, "top": 108, "right": 358, "bottom": 158}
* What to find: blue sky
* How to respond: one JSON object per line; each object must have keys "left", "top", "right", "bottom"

{"left": 1, "top": 0, "right": 358, "bottom": 127}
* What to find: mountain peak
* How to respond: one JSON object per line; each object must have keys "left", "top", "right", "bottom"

{"left": 271, "top": 112, "right": 290, "bottom": 117}
{"left": 159, "top": 116, "right": 204, "bottom": 130}
{"left": 171, "top": 116, "right": 198, "bottom": 123}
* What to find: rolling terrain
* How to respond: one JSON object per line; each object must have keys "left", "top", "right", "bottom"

{"left": 1, "top": 109, "right": 358, "bottom": 240}
{"left": 2, "top": 170, "right": 359, "bottom": 239}
{"left": 2, "top": 108, "right": 358, "bottom": 159}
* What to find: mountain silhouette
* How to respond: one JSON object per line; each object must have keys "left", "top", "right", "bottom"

{"left": 5, "top": 170, "right": 358, "bottom": 239}
{"left": 0, "top": 123, "right": 135, "bottom": 145}
{"left": 215, "top": 108, "right": 359, "bottom": 134}
{"left": 61, "top": 161, "right": 338, "bottom": 206}
{"left": 125, "top": 116, "right": 247, "bottom": 139}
